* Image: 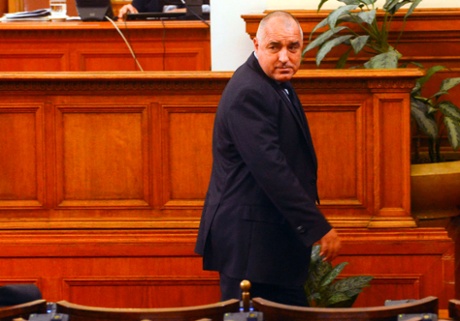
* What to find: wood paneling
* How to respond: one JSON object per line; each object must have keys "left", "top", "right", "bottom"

{"left": 1, "top": 70, "right": 454, "bottom": 310}
{"left": 0, "top": 229, "right": 452, "bottom": 308}
{"left": 0, "top": 21, "right": 210, "bottom": 72}
{"left": 0, "top": 69, "right": 421, "bottom": 228}
{"left": 0, "top": 12, "right": 457, "bottom": 305}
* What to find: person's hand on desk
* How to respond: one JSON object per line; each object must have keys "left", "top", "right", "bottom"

{"left": 118, "top": 4, "right": 138, "bottom": 20}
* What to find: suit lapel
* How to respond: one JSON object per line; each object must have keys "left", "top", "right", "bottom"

{"left": 278, "top": 82, "right": 318, "bottom": 167}
{"left": 247, "top": 54, "right": 318, "bottom": 167}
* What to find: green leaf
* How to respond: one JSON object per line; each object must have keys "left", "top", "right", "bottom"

{"left": 405, "top": 0, "right": 423, "bottom": 19}
{"left": 309, "top": 16, "right": 331, "bottom": 42}
{"left": 327, "top": 5, "right": 358, "bottom": 29}
{"left": 329, "top": 276, "right": 373, "bottom": 293}
{"left": 320, "top": 262, "right": 348, "bottom": 288}
{"left": 305, "top": 26, "right": 348, "bottom": 53}
{"left": 350, "top": 35, "right": 369, "bottom": 54}
{"left": 306, "top": 246, "right": 332, "bottom": 293}
{"left": 439, "top": 101, "right": 460, "bottom": 121}
{"left": 318, "top": 0, "right": 330, "bottom": 11}
{"left": 411, "top": 99, "right": 438, "bottom": 139}
{"left": 357, "top": 9, "right": 376, "bottom": 25}
{"left": 364, "top": 49, "right": 401, "bottom": 69}
{"left": 316, "top": 35, "right": 354, "bottom": 66}
{"left": 383, "top": 0, "right": 400, "bottom": 13}
{"left": 439, "top": 77, "right": 460, "bottom": 93}
{"left": 326, "top": 292, "right": 351, "bottom": 306}
{"left": 392, "top": 0, "right": 413, "bottom": 15}
{"left": 311, "top": 244, "right": 321, "bottom": 260}
{"left": 439, "top": 101, "right": 460, "bottom": 150}
{"left": 336, "top": 48, "right": 352, "bottom": 68}
{"left": 339, "top": 0, "right": 362, "bottom": 5}
{"left": 444, "top": 116, "right": 460, "bottom": 150}
{"left": 415, "top": 65, "right": 446, "bottom": 90}
{"left": 384, "top": 0, "right": 415, "bottom": 15}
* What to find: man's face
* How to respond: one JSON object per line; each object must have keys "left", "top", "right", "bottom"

{"left": 254, "top": 17, "right": 303, "bottom": 82}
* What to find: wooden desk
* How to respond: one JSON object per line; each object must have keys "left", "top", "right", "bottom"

{"left": 0, "top": 70, "right": 454, "bottom": 310}
{"left": 0, "top": 20, "right": 210, "bottom": 71}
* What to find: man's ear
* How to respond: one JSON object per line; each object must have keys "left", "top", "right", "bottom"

{"left": 253, "top": 37, "right": 259, "bottom": 51}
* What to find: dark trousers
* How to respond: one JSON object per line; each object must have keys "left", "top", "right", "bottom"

{"left": 219, "top": 273, "right": 308, "bottom": 307}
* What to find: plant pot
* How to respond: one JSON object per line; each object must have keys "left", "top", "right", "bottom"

{"left": 411, "top": 160, "right": 460, "bottom": 227}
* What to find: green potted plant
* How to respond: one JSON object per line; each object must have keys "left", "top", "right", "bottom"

{"left": 304, "top": 0, "right": 421, "bottom": 69}
{"left": 411, "top": 65, "right": 460, "bottom": 163}
{"left": 410, "top": 65, "right": 460, "bottom": 224}
{"left": 304, "top": 0, "right": 460, "bottom": 225}
{"left": 305, "top": 245, "right": 373, "bottom": 307}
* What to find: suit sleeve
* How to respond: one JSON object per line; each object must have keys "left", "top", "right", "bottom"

{"left": 225, "top": 84, "right": 332, "bottom": 247}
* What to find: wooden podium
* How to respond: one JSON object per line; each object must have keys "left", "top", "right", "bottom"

{"left": 0, "top": 70, "right": 454, "bottom": 309}
{"left": 0, "top": 20, "right": 210, "bottom": 71}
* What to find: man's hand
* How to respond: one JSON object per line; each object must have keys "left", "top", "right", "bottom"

{"left": 118, "top": 4, "right": 138, "bottom": 20}
{"left": 319, "top": 228, "right": 341, "bottom": 262}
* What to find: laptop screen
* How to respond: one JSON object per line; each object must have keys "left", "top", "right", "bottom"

{"left": 75, "top": 0, "right": 114, "bottom": 21}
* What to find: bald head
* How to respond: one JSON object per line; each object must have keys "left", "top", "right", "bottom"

{"left": 256, "top": 11, "right": 303, "bottom": 44}
{"left": 253, "top": 11, "right": 304, "bottom": 82}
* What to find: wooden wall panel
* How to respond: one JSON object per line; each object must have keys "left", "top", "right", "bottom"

{"left": 374, "top": 94, "right": 411, "bottom": 219}
{"left": 63, "top": 278, "right": 221, "bottom": 308}
{"left": 0, "top": 70, "right": 454, "bottom": 308}
{"left": 0, "top": 22, "right": 210, "bottom": 72}
{"left": 0, "top": 104, "right": 45, "bottom": 208}
{"left": 164, "top": 106, "right": 215, "bottom": 206}
{"left": 303, "top": 96, "right": 367, "bottom": 208}
{"left": 0, "top": 229, "right": 452, "bottom": 308}
{"left": 56, "top": 104, "right": 149, "bottom": 207}
{"left": 0, "top": 70, "right": 420, "bottom": 228}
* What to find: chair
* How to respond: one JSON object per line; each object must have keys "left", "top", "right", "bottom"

{"left": 0, "top": 299, "right": 47, "bottom": 321}
{"left": 251, "top": 296, "right": 438, "bottom": 321}
{"left": 449, "top": 299, "right": 460, "bottom": 320}
{"left": 56, "top": 299, "right": 240, "bottom": 321}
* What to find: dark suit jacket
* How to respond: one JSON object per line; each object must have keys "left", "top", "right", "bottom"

{"left": 195, "top": 53, "right": 332, "bottom": 287}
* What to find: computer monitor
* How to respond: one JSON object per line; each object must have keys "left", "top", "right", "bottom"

{"left": 126, "top": 0, "right": 209, "bottom": 21}
{"left": 75, "top": 0, "right": 114, "bottom": 21}
{"left": 185, "top": 0, "right": 202, "bottom": 20}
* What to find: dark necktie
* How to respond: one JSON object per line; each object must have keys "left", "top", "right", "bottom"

{"left": 280, "top": 82, "right": 318, "bottom": 166}
{"left": 280, "top": 82, "right": 304, "bottom": 120}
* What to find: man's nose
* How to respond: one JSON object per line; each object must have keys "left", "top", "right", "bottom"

{"left": 278, "top": 48, "right": 289, "bottom": 62}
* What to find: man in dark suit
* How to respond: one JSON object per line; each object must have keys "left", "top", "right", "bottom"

{"left": 194, "top": 11, "right": 341, "bottom": 306}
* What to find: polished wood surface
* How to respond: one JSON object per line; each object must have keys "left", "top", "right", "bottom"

{"left": 56, "top": 299, "right": 240, "bottom": 321}
{"left": 0, "top": 70, "right": 454, "bottom": 309}
{"left": 0, "top": 21, "right": 210, "bottom": 71}
{"left": 252, "top": 296, "right": 438, "bottom": 321}
{"left": 0, "top": 69, "right": 422, "bottom": 230}
{"left": 0, "top": 300, "right": 47, "bottom": 321}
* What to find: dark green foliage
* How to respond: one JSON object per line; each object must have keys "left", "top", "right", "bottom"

{"left": 411, "top": 66, "right": 460, "bottom": 162}
{"left": 304, "top": 0, "right": 460, "bottom": 163}
{"left": 304, "top": 0, "right": 421, "bottom": 68}
{"left": 304, "top": 245, "right": 373, "bottom": 307}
